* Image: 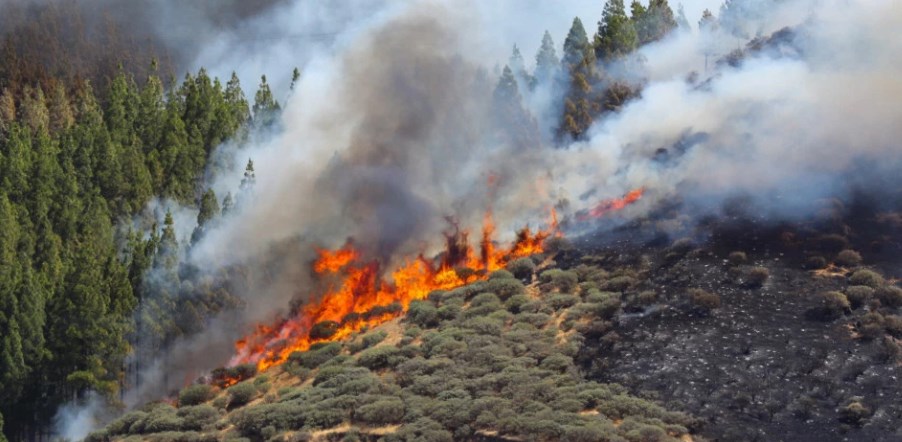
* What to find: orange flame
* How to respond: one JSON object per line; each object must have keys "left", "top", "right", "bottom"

{"left": 577, "top": 188, "right": 645, "bottom": 221}
{"left": 227, "top": 215, "right": 558, "bottom": 374}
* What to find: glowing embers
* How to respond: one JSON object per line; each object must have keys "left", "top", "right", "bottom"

{"left": 228, "top": 214, "right": 557, "bottom": 373}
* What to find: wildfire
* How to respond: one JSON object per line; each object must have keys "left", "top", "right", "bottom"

{"left": 227, "top": 213, "right": 558, "bottom": 374}
{"left": 577, "top": 188, "right": 645, "bottom": 221}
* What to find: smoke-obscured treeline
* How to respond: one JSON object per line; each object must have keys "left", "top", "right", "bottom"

{"left": 0, "top": 0, "right": 756, "bottom": 439}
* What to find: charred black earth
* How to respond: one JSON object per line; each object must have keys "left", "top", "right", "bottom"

{"left": 571, "top": 199, "right": 902, "bottom": 442}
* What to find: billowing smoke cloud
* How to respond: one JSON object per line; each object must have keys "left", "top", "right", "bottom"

{"left": 60, "top": 0, "right": 902, "bottom": 435}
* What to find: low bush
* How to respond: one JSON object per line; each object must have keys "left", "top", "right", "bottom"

{"left": 176, "top": 405, "right": 219, "bottom": 431}
{"left": 728, "top": 251, "right": 747, "bottom": 266}
{"left": 744, "top": 267, "right": 769, "bottom": 288}
{"left": 287, "top": 342, "right": 342, "bottom": 369}
{"left": 849, "top": 269, "right": 885, "bottom": 288}
{"left": 688, "top": 289, "right": 720, "bottom": 316}
{"left": 810, "top": 291, "right": 850, "bottom": 321}
{"left": 481, "top": 278, "right": 526, "bottom": 301}
{"left": 308, "top": 320, "right": 340, "bottom": 340}
{"left": 835, "top": 250, "right": 863, "bottom": 267}
{"left": 506, "top": 258, "right": 536, "bottom": 280}
{"left": 505, "top": 294, "right": 531, "bottom": 314}
{"left": 489, "top": 269, "right": 515, "bottom": 280}
{"left": 548, "top": 293, "right": 579, "bottom": 310}
{"left": 354, "top": 398, "right": 406, "bottom": 425}
{"left": 875, "top": 285, "right": 902, "bottom": 308}
{"left": 845, "top": 285, "right": 874, "bottom": 309}
{"left": 228, "top": 382, "right": 258, "bottom": 408}
{"left": 602, "top": 276, "right": 637, "bottom": 293}
{"left": 357, "top": 345, "right": 404, "bottom": 370}
{"left": 178, "top": 384, "right": 215, "bottom": 407}
{"left": 540, "top": 269, "right": 579, "bottom": 293}
{"left": 350, "top": 330, "right": 388, "bottom": 353}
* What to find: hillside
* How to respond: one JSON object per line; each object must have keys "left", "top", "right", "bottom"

{"left": 87, "top": 252, "right": 700, "bottom": 442}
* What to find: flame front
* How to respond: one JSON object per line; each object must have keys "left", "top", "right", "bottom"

{"left": 228, "top": 213, "right": 557, "bottom": 374}
{"left": 577, "top": 188, "right": 645, "bottom": 221}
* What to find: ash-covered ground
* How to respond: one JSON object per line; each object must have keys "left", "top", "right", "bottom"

{"left": 571, "top": 199, "right": 902, "bottom": 442}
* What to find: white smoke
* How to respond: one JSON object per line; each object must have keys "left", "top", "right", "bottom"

{"left": 69, "top": 0, "right": 902, "bottom": 436}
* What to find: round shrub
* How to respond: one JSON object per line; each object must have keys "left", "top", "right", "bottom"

{"left": 845, "top": 285, "right": 874, "bottom": 309}
{"left": 407, "top": 300, "right": 440, "bottom": 328}
{"left": 602, "top": 276, "right": 637, "bottom": 293}
{"left": 308, "top": 320, "right": 340, "bottom": 340}
{"left": 548, "top": 293, "right": 579, "bottom": 310}
{"left": 744, "top": 267, "right": 769, "bottom": 288}
{"left": 728, "top": 251, "right": 747, "bottom": 266}
{"left": 812, "top": 291, "right": 850, "bottom": 321}
{"left": 354, "top": 398, "right": 405, "bottom": 425}
{"left": 178, "top": 384, "right": 215, "bottom": 406}
{"left": 835, "top": 250, "right": 862, "bottom": 267}
{"left": 506, "top": 257, "right": 536, "bottom": 280}
{"left": 875, "top": 286, "right": 902, "bottom": 308}
{"left": 489, "top": 269, "right": 515, "bottom": 280}
{"left": 688, "top": 289, "right": 720, "bottom": 316}
{"left": 849, "top": 269, "right": 884, "bottom": 288}
{"left": 228, "top": 382, "right": 258, "bottom": 407}
{"left": 357, "top": 346, "right": 404, "bottom": 370}
{"left": 505, "top": 294, "right": 531, "bottom": 314}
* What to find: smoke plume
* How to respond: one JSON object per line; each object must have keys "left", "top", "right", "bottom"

{"left": 59, "top": 0, "right": 902, "bottom": 435}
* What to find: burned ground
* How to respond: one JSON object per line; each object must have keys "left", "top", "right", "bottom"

{"left": 575, "top": 201, "right": 902, "bottom": 442}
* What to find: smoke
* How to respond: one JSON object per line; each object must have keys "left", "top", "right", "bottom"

{"left": 53, "top": 393, "right": 107, "bottom": 442}
{"left": 61, "top": 0, "right": 902, "bottom": 436}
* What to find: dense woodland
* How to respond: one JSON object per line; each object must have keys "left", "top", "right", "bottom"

{"left": 0, "top": 0, "right": 749, "bottom": 440}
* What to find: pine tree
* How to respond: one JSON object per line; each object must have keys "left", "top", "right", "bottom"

{"left": 191, "top": 188, "right": 219, "bottom": 244}
{"left": 221, "top": 192, "right": 234, "bottom": 216}
{"left": 252, "top": 75, "right": 281, "bottom": 130}
{"left": 240, "top": 158, "right": 256, "bottom": 191}
{"left": 562, "top": 18, "right": 593, "bottom": 69}
{"left": 558, "top": 17, "right": 600, "bottom": 141}
{"left": 19, "top": 85, "right": 50, "bottom": 135}
{"left": 47, "top": 82, "right": 74, "bottom": 134}
{"left": 534, "top": 30, "right": 559, "bottom": 83}
{"left": 636, "top": 0, "right": 678, "bottom": 45}
{"left": 595, "top": 0, "right": 639, "bottom": 61}
{"left": 290, "top": 68, "right": 301, "bottom": 91}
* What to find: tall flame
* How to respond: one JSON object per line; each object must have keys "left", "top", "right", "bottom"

{"left": 227, "top": 213, "right": 557, "bottom": 374}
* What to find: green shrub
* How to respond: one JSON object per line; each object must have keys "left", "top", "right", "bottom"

{"left": 505, "top": 294, "right": 531, "bottom": 314}
{"left": 835, "top": 250, "right": 863, "bottom": 267}
{"left": 354, "top": 398, "right": 405, "bottom": 425}
{"left": 482, "top": 277, "right": 526, "bottom": 300}
{"left": 461, "top": 316, "right": 504, "bottom": 335}
{"left": 744, "top": 266, "right": 769, "bottom": 288}
{"left": 308, "top": 320, "right": 340, "bottom": 340}
{"left": 228, "top": 382, "right": 258, "bottom": 407}
{"left": 383, "top": 417, "right": 453, "bottom": 442}
{"left": 176, "top": 405, "right": 219, "bottom": 431}
{"left": 489, "top": 269, "right": 515, "bottom": 280}
{"left": 357, "top": 345, "right": 404, "bottom": 370}
{"left": 845, "top": 285, "right": 874, "bottom": 309}
{"left": 407, "top": 300, "right": 440, "bottom": 328}
{"left": 287, "top": 342, "right": 342, "bottom": 369}
{"left": 178, "top": 384, "right": 215, "bottom": 407}
{"left": 350, "top": 330, "right": 388, "bottom": 353}
{"left": 728, "top": 251, "right": 747, "bottom": 266}
{"left": 875, "top": 286, "right": 902, "bottom": 308}
{"left": 106, "top": 411, "right": 148, "bottom": 435}
{"left": 541, "top": 269, "right": 579, "bottom": 293}
{"left": 849, "top": 269, "right": 884, "bottom": 288}
{"left": 813, "top": 291, "right": 850, "bottom": 320}
{"left": 506, "top": 258, "right": 536, "bottom": 280}
{"left": 230, "top": 402, "right": 306, "bottom": 437}
{"left": 548, "top": 293, "right": 579, "bottom": 310}
{"left": 688, "top": 289, "right": 720, "bottom": 316}
{"left": 601, "top": 276, "right": 636, "bottom": 292}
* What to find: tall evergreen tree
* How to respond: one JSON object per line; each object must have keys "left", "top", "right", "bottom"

{"left": 562, "top": 18, "right": 594, "bottom": 69}
{"left": 252, "top": 75, "right": 281, "bottom": 130}
{"left": 191, "top": 188, "right": 220, "bottom": 245}
{"left": 534, "top": 30, "right": 560, "bottom": 83}
{"left": 595, "top": 0, "right": 639, "bottom": 61}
